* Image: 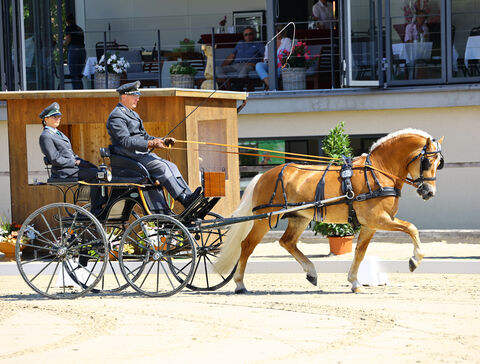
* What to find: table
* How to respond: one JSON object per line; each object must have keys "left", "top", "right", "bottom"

{"left": 464, "top": 36, "right": 480, "bottom": 68}
{"left": 392, "top": 42, "right": 432, "bottom": 79}
{"left": 82, "top": 57, "right": 97, "bottom": 78}
{"left": 392, "top": 42, "right": 432, "bottom": 66}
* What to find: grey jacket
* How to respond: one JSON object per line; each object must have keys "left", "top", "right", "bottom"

{"left": 39, "top": 127, "right": 79, "bottom": 178}
{"left": 106, "top": 103, "right": 155, "bottom": 159}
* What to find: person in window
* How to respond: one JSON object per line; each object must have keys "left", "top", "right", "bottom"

{"left": 38, "top": 102, "right": 105, "bottom": 215}
{"left": 404, "top": 10, "right": 429, "bottom": 43}
{"left": 106, "top": 81, "right": 202, "bottom": 212}
{"left": 255, "top": 26, "right": 292, "bottom": 90}
{"left": 215, "top": 26, "right": 264, "bottom": 82}
{"left": 312, "top": 0, "right": 334, "bottom": 30}
{"left": 64, "top": 13, "right": 86, "bottom": 89}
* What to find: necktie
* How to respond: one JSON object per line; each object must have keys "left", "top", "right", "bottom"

{"left": 56, "top": 130, "right": 61, "bottom": 136}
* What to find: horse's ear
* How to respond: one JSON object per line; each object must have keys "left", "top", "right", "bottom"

{"left": 437, "top": 136, "right": 445, "bottom": 144}
{"left": 426, "top": 137, "right": 433, "bottom": 147}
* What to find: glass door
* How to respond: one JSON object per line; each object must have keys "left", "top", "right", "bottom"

{"left": 344, "top": 0, "right": 382, "bottom": 86}
{"left": 385, "top": 0, "right": 446, "bottom": 85}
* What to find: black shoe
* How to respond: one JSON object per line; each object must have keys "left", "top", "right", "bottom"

{"left": 178, "top": 187, "right": 202, "bottom": 208}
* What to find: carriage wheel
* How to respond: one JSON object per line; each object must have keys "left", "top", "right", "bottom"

{"left": 118, "top": 214, "right": 196, "bottom": 297}
{"left": 15, "top": 203, "right": 108, "bottom": 299}
{"left": 93, "top": 201, "right": 144, "bottom": 293}
{"left": 186, "top": 212, "right": 235, "bottom": 291}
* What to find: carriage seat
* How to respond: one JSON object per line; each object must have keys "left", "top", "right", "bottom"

{"left": 43, "top": 157, "right": 79, "bottom": 184}
{"left": 104, "top": 147, "right": 153, "bottom": 184}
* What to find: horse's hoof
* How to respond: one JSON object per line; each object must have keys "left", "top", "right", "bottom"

{"left": 306, "top": 274, "right": 317, "bottom": 286}
{"left": 409, "top": 257, "right": 418, "bottom": 272}
{"left": 351, "top": 286, "right": 363, "bottom": 293}
{"left": 235, "top": 288, "right": 248, "bottom": 294}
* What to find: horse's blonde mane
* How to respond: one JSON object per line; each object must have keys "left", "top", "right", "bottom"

{"left": 369, "top": 128, "right": 433, "bottom": 153}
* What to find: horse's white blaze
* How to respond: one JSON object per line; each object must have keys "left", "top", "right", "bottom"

{"left": 214, "top": 174, "right": 262, "bottom": 276}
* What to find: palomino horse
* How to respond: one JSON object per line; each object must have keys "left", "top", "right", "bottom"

{"left": 215, "top": 129, "right": 444, "bottom": 293}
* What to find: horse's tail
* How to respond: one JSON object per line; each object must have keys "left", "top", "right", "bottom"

{"left": 214, "top": 173, "right": 262, "bottom": 276}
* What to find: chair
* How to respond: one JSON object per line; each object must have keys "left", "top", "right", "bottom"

{"left": 470, "top": 26, "right": 480, "bottom": 36}
{"left": 106, "top": 147, "right": 153, "bottom": 184}
{"left": 315, "top": 45, "right": 340, "bottom": 89}
{"left": 116, "top": 50, "right": 162, "bottom": 87}
{"left": 95, "top": 41, "right": 128, "bottom": 61}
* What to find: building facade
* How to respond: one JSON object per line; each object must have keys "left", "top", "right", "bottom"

{"left": 0, "top": 0, "right": 479, "bottom": 228}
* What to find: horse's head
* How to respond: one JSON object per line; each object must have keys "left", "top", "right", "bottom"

{"left": 407, "top": 136, "right": 444, "bottom": 200}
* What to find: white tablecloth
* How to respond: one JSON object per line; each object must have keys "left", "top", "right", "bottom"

{"left": 464, "top": 36, "right": 480, "bottom": 68}
{"left": 82, "top": 57, "right": 97, "bottom": 77}
{"left": 392, "top": 42, "right": 432, "bottom": 65}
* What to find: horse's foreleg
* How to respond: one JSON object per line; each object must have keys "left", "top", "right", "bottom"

{"left": 375, "top": 215, "right": 424, "bottom": 272}
{"left": 233, "top": 219, "right": 271, "bottom": 294}
{"left": 279, "top": 217, "right": 317, "bottom": 286}
{"left": 348, "top": 226, "right": 376, "bottom": 293}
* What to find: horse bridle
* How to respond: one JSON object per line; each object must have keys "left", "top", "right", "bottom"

{"left": 406, "top": 139, "right": 444, "bottom": 187}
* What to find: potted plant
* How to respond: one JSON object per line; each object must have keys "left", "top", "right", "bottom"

{"left": 94, "top": 52, "right": 130, "bottom": 89}
{"left": 0, "top": 219, "right": 34, "bottom": 257}
{"left": 278, "top": 41, "right": 315, "bottom": 90}
{"left": 313, "top": 121, "right": 360, "bottom": 255}
{"left": 169, "top": 61, "right": 198, "bottom": 89}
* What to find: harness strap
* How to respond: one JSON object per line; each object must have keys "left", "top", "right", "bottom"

{"left": 268, "top": 163, "right": 292, "bottom": 208}
{"left": 314, "top": 161, "right": 333, "bottom": 221}
{"left": 355, "top": 186, "right": 401, "bottom": 201}
{"left": 340, "top": 157, "right": 359, "bottom": 228}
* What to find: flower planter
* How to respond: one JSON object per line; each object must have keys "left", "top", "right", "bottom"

{"left": 0, "top": 240, "right": 25, "bottom": 257}
{"left": 94, "top": 73, "right": 121, "bottom": 89}
{"left": 170, "top": 74, "right": 194, "bottom": 89}
{"left": 328, "top": 236, "right": 353, "bottom": 255}
{"left": 281, "top": 67, "right": 306, "bottom": 90}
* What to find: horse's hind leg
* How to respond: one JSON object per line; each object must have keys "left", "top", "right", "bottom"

{"left": 279, "top": 217, "right": 317, "bottom": 286}
{"left": 233, "top": 218, "right": 271, "bottom": 294}
{"left": 348, "top": 226, "right": 376, "bottom": 293}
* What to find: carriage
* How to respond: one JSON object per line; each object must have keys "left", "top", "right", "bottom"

{"left": 15, "top": 129, "right": 444, "bottom": 298}
{"left": 14, "top": 147, "right": 237, "bottom": 299}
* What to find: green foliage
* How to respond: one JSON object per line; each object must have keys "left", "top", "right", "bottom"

{"left": 313, "top": 222, "right": 360, "bottom": 237}
{"left": 321, "top": 121, "right": 353, "bottom": 163}
{"left": 169, "top": 62, "right": 198, "bottom": 76}
{"left": 314, "top": 121, "right": 358, "bottom": 237}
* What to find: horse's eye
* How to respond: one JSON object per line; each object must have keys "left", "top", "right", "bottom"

{"left": 421, "top": 157, "right": 431, "bottom": 171}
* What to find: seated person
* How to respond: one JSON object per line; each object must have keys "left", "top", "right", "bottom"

{"left": 255, "top": 26, "right": 292, "bottom": 90}
{"left": 38, "top": 102, "right": 105, "bottom": 215}
{"left": 404, "top": 10, "right": 429, "bottom": 42}
{"left": 312, "top": 0, "right": 334, "bottom": 30}
{"left": 215, "top": 26, "right": 264, "bottom": 81}
{"left": 106, "top": 81, "right": 201, "bottom": 213}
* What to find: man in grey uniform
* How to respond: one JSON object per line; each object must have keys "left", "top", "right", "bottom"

{"left": 106, "top": 81, "right": 201, "bottom": 210}
{"left": 38, "top": 102, "right": 105, "bottom": 215}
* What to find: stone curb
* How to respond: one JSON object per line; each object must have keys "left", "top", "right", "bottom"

{"left": 263, "top": 230, "right": 480, "bottom": 244}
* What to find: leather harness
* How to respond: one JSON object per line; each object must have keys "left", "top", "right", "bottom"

{"left": 251, "top": 139, "right": 442, "bottom": 229}
{"left": 252, "top": 155, "right": 401, "bottom": 229}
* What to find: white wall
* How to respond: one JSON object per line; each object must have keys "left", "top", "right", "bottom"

{"left": 238, "top": 92, "right": 480, "bottom": 229}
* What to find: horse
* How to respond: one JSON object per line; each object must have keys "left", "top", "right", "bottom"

{"left": 214, "top": 129, "right": 444, "bottom": 293}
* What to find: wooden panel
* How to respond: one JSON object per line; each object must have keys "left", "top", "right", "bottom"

{"left": 184, "top": 97, "right": 240, "bottom": 216}
{"left": 197, "top": 119, "right": 228, "bottom": 178}
{"left": 204, "top": 172, "right": 226, "bottom": 197}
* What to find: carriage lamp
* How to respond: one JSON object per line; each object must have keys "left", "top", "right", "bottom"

{"left": 97, "top": 164, "right": 112, "bottom": 182}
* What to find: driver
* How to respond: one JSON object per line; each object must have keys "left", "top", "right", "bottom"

{"left": 106, "top": 81, "right": 201, "bottom": 212}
